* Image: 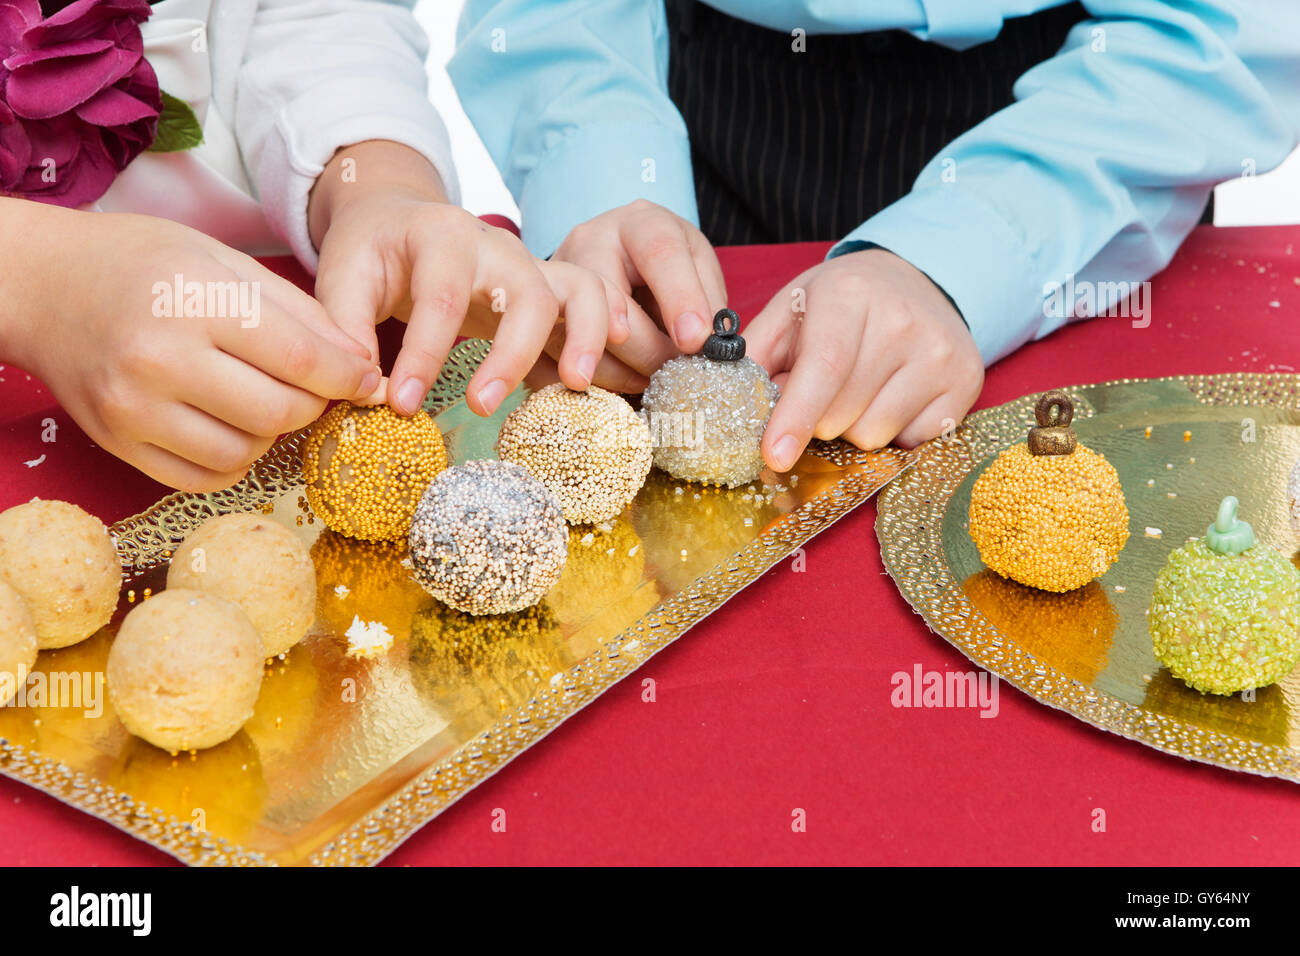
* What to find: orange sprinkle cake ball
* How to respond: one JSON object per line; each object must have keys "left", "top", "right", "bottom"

{"left": 302, "top": 402, "right": 449, "bottom": 542}
{"left": 106, "top": 589, "right": 264, "bottom": 753}
{"left": 0, "top": 499, "right": 120, "bottom": 648}
{"left": 167, "top": 513, "right": 317, "bottom": 658}
{"left": 496, "top": 383, "right": 653, "bottom": 525}
{"left": 968, "top": 390, "right": 1129, "bottom": 593}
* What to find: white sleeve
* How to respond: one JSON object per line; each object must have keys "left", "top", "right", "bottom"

{"left": 233, "top": 0, "right": 460, "bottom": 272}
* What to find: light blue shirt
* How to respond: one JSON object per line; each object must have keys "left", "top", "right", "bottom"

{"left": 449, "top": 1, "right": 1300, "bottom": 364}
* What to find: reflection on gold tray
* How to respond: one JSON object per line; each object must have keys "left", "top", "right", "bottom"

{"left": 877, "top": 374, "right": 1300, "bottom": 782}
{"left": 0, "top": 339, "right": 912, "bottom": 865}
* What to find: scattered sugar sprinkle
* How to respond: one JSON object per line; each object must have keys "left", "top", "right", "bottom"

{"left": 1165, "top": 463, "right": 1173, "bottom": 470}
{"left": 1144, "top": 426, "right": 1152, "bottom": 438}
{"left": 1113, "top": 585, "right": 1126, "bottom": 593}
{"left": 628, "top": 544, "right": 640, "bottom": 557}
{"left": 333, "top": 584, "right": 350, "bottom": 599}
{"left": 1145, "top": 527, "right": 1162, "bottom": 538}
{"left": 580, "top": 532, "right": 595, "bottom": 547}
{"left": 1183, "top": 430, "right": 1191, "bottom": 441}
{"left": 1147, "top": 479, "right": 1155, "bottom": 487}
{"left": 674, "top": 487, "right": 684, "bottom": 496}
{"left": 345, "top": 616, "right": 393, "bottom": 659}
{"left": 1166, "top": 492, "right": 1177, "bottom": 499}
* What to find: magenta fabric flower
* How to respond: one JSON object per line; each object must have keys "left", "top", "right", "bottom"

{"left": 0, "top": 0, "right": 160, "bottom": 206}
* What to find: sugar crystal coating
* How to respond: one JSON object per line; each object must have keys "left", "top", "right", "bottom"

{"left": 1149, "top": 538, "right": 1300, "bottom": 695}
{"left": 968, "top": 442, "right": 1129, "bottom": 592}
{"left": 496, "top": 384, "right": 651, "bottom": 524}
{"left": 303, "top": 403, "right": 448, "bottom": 542}
{"left": 408, "top": 460, "right": 568, "bottom": 615}
{"left": 640, "top": 354, "right": 778, "bottom": 488}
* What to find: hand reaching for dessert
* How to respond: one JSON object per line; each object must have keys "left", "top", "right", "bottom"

{"left": 550, "top": 199, "right": 728, "bottom": 383}
{"left": 744, "top": 247, "right": 985, "bottom": 471}
{"left": 310, "top": 141, "right": 649, "bottom": 417}
{"left": 0, "top": 199, "right": 379, "bottom": 492}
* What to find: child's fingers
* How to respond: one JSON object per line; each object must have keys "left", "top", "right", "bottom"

{"left": 760, "top": 289, "right": 867, "bottom": 473}
{"left": 467, "top": 271, "right": 559, "bottom": 417}
{"left": 211, "top": 243, "right": 374, "bottom": 360}
{"left": 813, "top": 340, "right": 899, "bottom": 441}
{"left": 685, "top": 227, "right": 728, "bottom": 314}
{"left": 116, "top": 439, "right": 252, "bottom": 494}
{"left": 601, "top": 297, "right": 680, "bottom": 377}
{"left": 743, "top": 280, "right": 802, "bottom": 376}
{"left": 389, "top": 258, "right": 474, "bottom": 415}
{"left": 181, "top": 353, "right": 327, "bottom": 438}
{"left": 840, "top": 370, "right": 935, "bottom": 451}
{"left": 538, "top": 262, "right": 609, "bottom": 390}
{"left": 620, "top": 218, "right": 714, "bottom": 354}
{"left": 125, "top": 402, "right": 273, "bottom": 480}
{"left": 208, "top": 298, "right": 379, "bottom": 404}
{"left": 892, "top": 392, "right": 968, "bottom": 449}
{"left": 314, "top": 242, "right": 388, "bottom": 363}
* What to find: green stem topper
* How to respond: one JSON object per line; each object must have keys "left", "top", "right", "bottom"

{"left": 1205, "top": 495, "right": 1255, "bottom": 555}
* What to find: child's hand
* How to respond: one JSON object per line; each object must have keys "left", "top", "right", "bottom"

{"left": 744, "top": 248, "right": 984, "bottom": 471}
{"left": 311, "top": 142, "right": 643, "bottom": 416}
{"left": 2, "top": 203, "right": 379, "bottom": 492}
{"left": 551, "top": 199, "right": 727, "bottom": 376}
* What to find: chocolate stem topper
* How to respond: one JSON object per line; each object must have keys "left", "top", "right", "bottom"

{"left": 701, "top": 309, "right": 746, "bottom": 362}
{"left": 1027, "top": 390, "right": 1077, "bottom": 456}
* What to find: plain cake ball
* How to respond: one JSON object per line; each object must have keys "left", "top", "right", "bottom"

{"left": 0, "top": 580, "right": 37, "bottom": 706}
{"left": 167, "top": 512, "right": 316, "bottom": 658}
{"left": 0, "top": 499, "right": 120, "bottom": 648}
{"left": 106, "top": 589, "right": 264, "bottom": 752}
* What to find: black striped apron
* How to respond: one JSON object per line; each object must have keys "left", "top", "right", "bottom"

{"left": 666, "top": 1, "right": 1210, "bottom": 246}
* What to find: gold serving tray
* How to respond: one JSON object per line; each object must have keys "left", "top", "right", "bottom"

{"left": 877, "top": 374, "right": 1300, "bottom": 783}
{"left": 0, "top": 339, "right": 911, "bottom": 866}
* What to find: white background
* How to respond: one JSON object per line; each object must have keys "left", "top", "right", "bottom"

{"left": 413, "top": 1, "right": 1300, "bottom": 227}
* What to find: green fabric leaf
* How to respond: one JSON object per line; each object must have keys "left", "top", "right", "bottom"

{"left": 147, "top": 90, "right": 204, "bottom": 153}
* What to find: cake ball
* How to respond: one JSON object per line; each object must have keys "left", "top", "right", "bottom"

{"left": 106, "top": 589, "right": 265, "bottom": 752}
{"left": 302, "top": 402, "right": 449, "bottom": 541}
{"left": 968, "top": 390, "right": 1129, "bottom": 592}
{"left": 408, "top": 460, "right": 568, "bottom": 615}
{"left": 640, "top": 309, "right": 779, "bottom": 488}
{"left": 0, "top": 499, "right": 120, "bottom": 648}
{"left": 497, "top": 384, "right": 652, "bottom": 524}
{"left": 167, "top": 512, "right": 316, "bottom": 658}
{"left": 0, "top": 580, "right": 37, "bottom": 706}
{"left": 1150, "top": 496, "right": 1300, "bottom": 695}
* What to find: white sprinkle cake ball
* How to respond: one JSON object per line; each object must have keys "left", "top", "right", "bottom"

{"left": 0, "top": 580, "right": 37, "bottom": 706}
{"left": 496, "top": 383, "right": 653, "bottom": 525}
{"left": 408, "top": 460, "right": 568, "bottom": 615}
{"left": 640, "top": 354, "right": 779, "bottom": 488}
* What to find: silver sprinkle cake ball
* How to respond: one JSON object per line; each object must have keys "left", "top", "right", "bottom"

{"left": 408, "top": 460, "right": 568, "bottom": 615}
{"left": 641, "top": 309, "right": 780, "bottom": 488}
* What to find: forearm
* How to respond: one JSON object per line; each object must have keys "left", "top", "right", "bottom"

{"left": 0, "top": 197, "right": 76, "bottom": 369}
{"left": 308, "top": 140, "right": 450, "bottom": 250}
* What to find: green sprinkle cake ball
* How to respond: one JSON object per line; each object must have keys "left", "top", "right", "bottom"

{"left": 1149, "top": 496, "right": 1300, "bottom": 695}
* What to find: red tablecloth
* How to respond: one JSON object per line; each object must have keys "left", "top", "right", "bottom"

{"left": 2, "top": 225, "right": 1299, "bottom": 866}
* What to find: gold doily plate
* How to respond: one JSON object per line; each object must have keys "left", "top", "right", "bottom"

{"left": 877, "top": 373, "right": 1300, "bottom": 782}
{"left": 0, "top": 340, "right": 912, "bottom": 866}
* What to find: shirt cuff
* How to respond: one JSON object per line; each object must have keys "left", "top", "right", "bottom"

{"left": 517, "top": 123, "right": 699, "bottom": 259}
{"left": 255, "top": 76, "right": 461, "bottom": 275}
{"left": 828, "top": 187, "right": 1044, "bottom": 366}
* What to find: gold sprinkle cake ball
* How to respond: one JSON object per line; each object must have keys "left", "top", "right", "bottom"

{"left": 302, "top": 402, "right": 448, "bottom": 542}
{"left": 496, "top": 383, "right": 652, "bottom": 525}
{"left": 1150, "top": 496, "right": 1300, "bottom": 695}
{"left": 167, "top": 513, "right": 317, "bottom": 658}
{"left": 968, "top": 391, "right": 1129, "bottom": 593}
{"left": 0, "top": 499, "right": 120, "bottom": 648}
{"left": 0, "top": 579, "right": 37, "bottom": 706}
{"left": 106, "top": 589, "right": 264, "bottom": 753}
{"left": 408, "top": 460, "right": 568, "bottom": 615}
{"left": 640, "top": 309, "right": 779, "bottom": 488}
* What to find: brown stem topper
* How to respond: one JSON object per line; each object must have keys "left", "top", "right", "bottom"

{"left": 1027, "top": 390, "right": 1077, "bottom": 455}
{"left": 701, "top": 309, "right": 746, "bottom": 362}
